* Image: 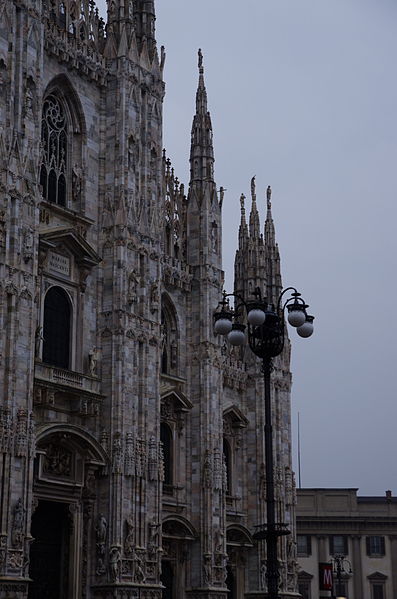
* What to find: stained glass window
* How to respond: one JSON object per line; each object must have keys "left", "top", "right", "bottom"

{"left": 40, "top": 95, "right": 68, "bottom": 206}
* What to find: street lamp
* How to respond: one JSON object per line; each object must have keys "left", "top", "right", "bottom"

{"left": 214, "top": 286, "right": 314, "bottom": 598}
{"left": 331, "top": 554, "right": 352, "bottom": 599}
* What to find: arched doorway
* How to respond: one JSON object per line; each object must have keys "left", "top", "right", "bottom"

{"left": 161, "top": 560, "right": 174, "bottom": 599}
{"left": 29, "top": 501, "right": 71, "bottom": 599}
{"left": 29, "top": 425, "right": 107, "bottom": 599}
{"left": 226, "top": 566, "right": 236, "bottom": 599}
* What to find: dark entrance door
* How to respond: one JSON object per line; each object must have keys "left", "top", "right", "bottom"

{"left": 226, "top": 566, "right": 236, "bottom": 599}
{"left": 28, "top": 501, "right": 70, "bottom": 599}
{"left": 161, "top": 560, "right": 174, "bottom": 599}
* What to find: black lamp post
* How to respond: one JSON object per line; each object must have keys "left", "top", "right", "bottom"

{"left": 331, "top": 554, "right": 352, "bottom": 599}
{"left": 214, "top": 286, "right": 314, "bottom": 598}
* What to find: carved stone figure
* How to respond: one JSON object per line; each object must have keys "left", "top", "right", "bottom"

{"left": 43, "top": 444, "right": 72, "bottom": 476}
{"left": 96, "top": 514, "right": 107, "bottom": 549}
{"left": 203, "top": 554, "right": 212, "bottom": 585}
{"left": 148, "top": 519, "right": 160, "bottom": 553}
{"left": 35, "top": 326, "right": 44, "bottom": 359}
{"left": 72, "top": 165, "right": 82, "bottom": 202}
{"left": 12, "top": 498, "right": 25, "bottom": 547}
{"left": 260, "top": 562, "right": 267, "bottom": 590}
{"left": 132, "top": 548, "right": 145, "bottom": 583}
{"left": 124, "top": 515, "right": 134, "bottom": 555}
{"left": 23, "top": 227, "right": 34, "bottom": 263}
{"left": 89, "top": 347, "right": 99, "bottom": 376}
{"left": 109, "top": 546, "right": 121, "bottom": 582}
{"left": 0, "top": 209, "right": 6, "bottom": 247}
{"left": 214, "top": 527, "right": 224, "bottom": 553}
{"left": 267, "top": 184, "right": 272, "bottom": 209}
{"left": 203, "top": 450, "right": 212, "bottom": 488}
{"left": 150, "top": 282, "right": 159, "bottom": 313}
{"left": 127, "top": 269, "right": 139, "bottom": 304}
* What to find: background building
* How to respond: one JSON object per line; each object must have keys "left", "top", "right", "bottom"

{"left": 0, "top": 0, "right": 298, "bottom": 597}
{"left": 296, "top": 488, "right": 397, "bottom": 599}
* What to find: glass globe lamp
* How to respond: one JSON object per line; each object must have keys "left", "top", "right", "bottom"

{"left": 297, "top": 315, "right": 314, "bottom": 338}
{"left": 228, "top": 323, "right": 246, "bottom": 346}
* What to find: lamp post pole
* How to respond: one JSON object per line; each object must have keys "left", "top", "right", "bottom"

{"left": 331, "top": 554, "right": 352, "bottom": 599}
{"left": 214, "top": 286, "right": 314, "bottom": 598}
{"left": 263, "top": 355, "right": 279, "bottom": 597}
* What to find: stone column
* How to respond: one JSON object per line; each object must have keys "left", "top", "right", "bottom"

{"left": 389, "top": 535, "right": 397, "bottom": 597}
{"left": 351, "top": 535, "right": 363, "bottom": 598}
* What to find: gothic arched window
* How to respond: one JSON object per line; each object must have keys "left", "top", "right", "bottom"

{"left": 161, "top": 297, "right": 178, "bottom": 377}
{"left": 40, "top": 95, "right": 68, "bottom": 206}
{"left": 42, "top": 286, "right": 71, "bottom": 369}
{"left": 160, "top": 422, "right": 173, "bottom": 488}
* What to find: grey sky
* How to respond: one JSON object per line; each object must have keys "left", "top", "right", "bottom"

{"left": 99, "top": 1, "right": 397, "bottom": 495}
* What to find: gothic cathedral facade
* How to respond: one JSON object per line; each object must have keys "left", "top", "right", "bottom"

{"left": 0, "top": 0, "right": 298, "bottom": 598}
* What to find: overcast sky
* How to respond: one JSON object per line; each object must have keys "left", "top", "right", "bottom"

{"left": 99, "top": 1, "right": 397, "bottom": 495}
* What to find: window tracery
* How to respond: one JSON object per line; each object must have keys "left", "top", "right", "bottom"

{"left": 40, "top": 95, "right": 68, "bottom": 206}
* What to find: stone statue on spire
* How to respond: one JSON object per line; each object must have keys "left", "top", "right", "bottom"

{"left": 251, "top": 176, "right": 256, "bottom": 199}
{"left": 267, "top": 185, "right": 272, "bottom": 210}
{"left": 198, "top": 48, "right": 203, "bottom": 73}
{"left": 240, "top": 193, "right": 246, "bottom": 214}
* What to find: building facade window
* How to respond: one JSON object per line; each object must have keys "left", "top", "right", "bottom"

{"left": 372, "top": 583, "right": 385, "bottom": 599}
{"left": 330, "top": 535, "right": 348, "bottom": 555}
{"left": 297, "top": 535, "right": 312, "bottom": 557}
{"left": 42, "top": 286, "right": 71, "bottom": 369}
{"left": 40, "top": 95, "right": 68, "bottom": 206}
{"left": 367, "top": 536, "right": 385, "bottom": 557}
{"left": 298, "top": 581, "right": 311, "bottom": 599}
{"left": 161, "top": 298, "right": 178, "bottom": 377}
{"left": 160, "top": 422, "right": 173, "bottom": 492}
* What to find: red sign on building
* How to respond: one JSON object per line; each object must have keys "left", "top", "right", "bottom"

{"left": 319, "top": 562, "right": 333, "bottom": 591}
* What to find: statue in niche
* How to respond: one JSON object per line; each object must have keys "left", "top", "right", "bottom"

{"left": 25, "top": 78, "right": 36, "bottom": 117}
{"left": 72, "top": 165, "right": 82, "bottom": 202}
{"left": 34, "top": 326, "right": 44, "bottom": 359}
{"left": 260, "top": 562, "right": 267, "bottom": 590}
{"left": 12, "top": 498, "right": 25, "bottom": 547}
{"left": 132, "top": 548, "right": 145, "bottom": 583}
{"left": 109, "top": 546, "right": 121, "bottom": 582}
{"left": 214, "top": 527, "right": 224, "bottom": 553}
{"left": 148, "top": 519, "right": 160, "bottom": 553}
{"left": 203, "top": 554, "right": 212, "bottom": 585}
{"left": 203, "top": 450, "right": 212, "bottom": 488}
{"left": 150, "top": 282, "right": 159, "bottom": 314}
{"left": 96, "top": 514, "right": 107, "bottom": 557}
{"left": 127, "top": 269, "right": 139, "bottom": 304}
{"left": 211, "top": 222, "right": 218, "bottom": 253}
{"left": 89, "top": 347, "right": 99, "bottom": 376}
{"left": 0, "top": 209, "right": 6, "bottom": 247}
{"left": 23, "top": 227, "right": 34, "bottom": 263}
{"left": 124, "top": 515, "right": 134, "bottom": 555}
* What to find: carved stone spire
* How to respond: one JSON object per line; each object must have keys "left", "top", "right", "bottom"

{"left": 133, "top": 0, "right": 157, "bottom": 62}
{"left": 264, "top": 185, "right": 282, "bottom": 303}
{"left": 249, "top": 175, "right": 260, "bottom": 239}
{"left": 189, "top": 49, "right": 215, "bottom": 184}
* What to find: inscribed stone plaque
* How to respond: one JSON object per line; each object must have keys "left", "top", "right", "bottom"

{"left": 48, "top": 251, "right": 71, "bottom": 277}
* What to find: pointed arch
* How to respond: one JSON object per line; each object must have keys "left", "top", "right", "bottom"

{"left": 40, "top": 75, "right": 85, "bottom": 209}
{"left": 161, "top": 293, "right": 179, "bottom": 377}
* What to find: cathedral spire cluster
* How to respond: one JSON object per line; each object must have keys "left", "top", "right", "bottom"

{"left": 189, "top": 49, "right": 215, "bottom": 184}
